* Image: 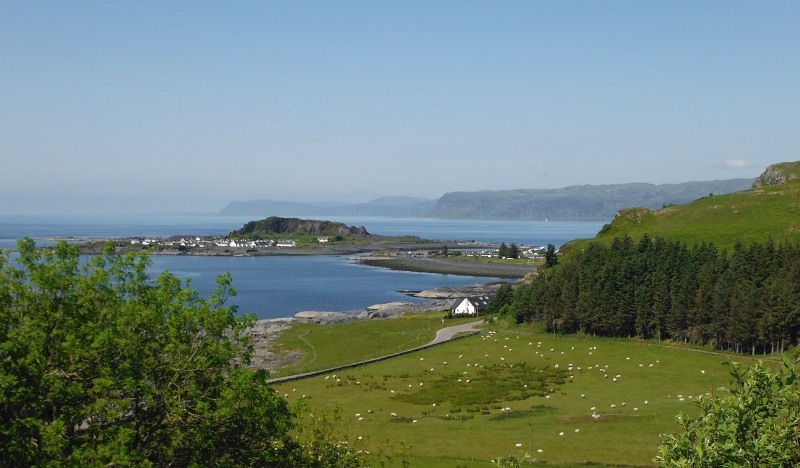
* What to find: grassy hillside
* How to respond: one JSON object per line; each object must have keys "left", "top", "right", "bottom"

{"left": 562, "top": 169, "right": 800, "bottom": 255}
{"left": 272, "top": 318, "right": 769, "bottom": 466}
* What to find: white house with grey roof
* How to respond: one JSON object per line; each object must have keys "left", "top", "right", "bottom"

{"left": 451, "top": 295, "right": 492, "bottom": 316}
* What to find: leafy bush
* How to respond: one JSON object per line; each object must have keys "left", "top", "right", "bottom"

{"left": 655, "top": 354, "right": 800, "bottom": 466}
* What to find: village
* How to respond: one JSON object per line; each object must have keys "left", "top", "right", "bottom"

{"left": 126, "top": 235, "right": 318, "bottom": 249}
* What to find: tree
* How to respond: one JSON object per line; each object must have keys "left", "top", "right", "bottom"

{"left": 508, "top": 243, "right": 519, "bottom": 259}
{"left": 655, "top": 354, "right": 800, "bottom": 466}
{"left": 544, "top": 244, "right": 558, "bottom": 268}
{"left": 498, "top": 242, "right": 508, "bottom": 258}
{"left": 0, "top": 239, "right": 364, "bottom": 467}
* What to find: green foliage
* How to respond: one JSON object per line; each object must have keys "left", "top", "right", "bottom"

{"left": 0, "top": 239, "right": 364, "bottom": 467}
{"left": 508, "top": 243, "right": 519, "bottom": 259}
{"left": 498, "top": 243, "right": 508, "bottom": 258}
{"left": 487, "top": 283, "right": 514, "bottom": 315}
{"left": 544, "top": 244, "right": 558, "bottom": 268}
{"left": 655, "top": 354, "right": 800, "bottom": 466}
{"left": 513, "top": 235, "right": 800, "bottom": 354}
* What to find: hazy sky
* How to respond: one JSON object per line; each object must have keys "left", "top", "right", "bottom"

{"left": 2, "top": 2, "right": 799, "bottom": 214}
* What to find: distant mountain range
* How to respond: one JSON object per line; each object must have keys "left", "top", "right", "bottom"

{"left": 219, "top": 178, "right": 755, "bottom": 221}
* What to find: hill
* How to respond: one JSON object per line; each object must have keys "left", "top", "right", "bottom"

{"left": 230, "top": 217, "right": 369, "bottom": 238}
{"left": 429, "top": 179, "right": 754, "bottom": 220}
{"left": 219, "top": 196, "right": 437, "bottom": 217}
{"left": 218, "top": 179, "right": 753, "bottom": 220}
{"left": 562, "top": 162, "right": 800, "bottom": 254}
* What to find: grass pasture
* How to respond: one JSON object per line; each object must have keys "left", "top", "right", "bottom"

{"left": 272, "top": 321, "right": 769, "bottom": 466}
{"left": 270, "top": 312, "right": 478, "bottom": 376}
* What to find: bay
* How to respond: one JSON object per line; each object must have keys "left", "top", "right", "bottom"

{"left": 0, "top": 214, "right": 605, "bottom": 319}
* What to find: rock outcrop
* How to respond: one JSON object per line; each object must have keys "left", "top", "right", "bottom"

{"left": 753, "top": 161, "right": 800, "bottom": 188}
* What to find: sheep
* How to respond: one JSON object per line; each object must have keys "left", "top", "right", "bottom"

{"left": 412, "top": 419, "right": 417, "bottom": 423}
{"left": 575, "top": 429, "right": 580, "bottom": 433}
{"left": 516, "top": 443, "right": 523, "bottom": 447}
{"left": 356, "top": 413, "right": 361, "bottom": 417}
{"left": 420, "top": 358, "right": 424, "bottom": 361}
{"left": 559, "top": 432, "right": 564, "bottom": 436}
{"left": 621, "top": 402, "right": 626, "bottom": 406}
{"left": 644, "top": 400, "right": 648, "bottom": 405}
{"left": 610, "top": 404, "right": 617, "bottom": 409}
{"left": 391, "top": 412, "right": 397, "bottom": 417}
{"left": 581, "top": 394, "right": 586, "bottom": 398}
{"left": 358, "top": 417, "right": 364, "bottom": 421}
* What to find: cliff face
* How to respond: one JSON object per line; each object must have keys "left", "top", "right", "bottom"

{"left": 753, "top": 162, "right": 800, "bottom": 188}
{"left": 230, "top": 217, "right": 369, "bottom": 237}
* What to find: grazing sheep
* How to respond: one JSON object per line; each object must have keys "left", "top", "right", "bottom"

{"left": 559, "top": 432, "right": 564, "bottom": 436}
{"left": 412, "top": 419, "right": 417, "bottom": 423}
{"left": 644, "top": 400, "right": 648, "bottom": 405}
{"left": 391, "top": 412, "right": 397, "bottom": 417}
{"left": 420, "top": 358, "right": 424, "bottom": 361}
{"left": 610, "top": 404, "right": 617, "bottom": 409}
{"left": 575, "top": 429, "right": 580, "bottom": 433}
{"left": 621, "top": 402, "right": 626, "bottom": 406}
{"left": 581, "top": 394, "right": 585, "bottom": 398}
{"left": 516, "top": 443, "right": 523, "bottom": 447}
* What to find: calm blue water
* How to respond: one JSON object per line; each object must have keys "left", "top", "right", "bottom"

{"left": 0, "top": 214, "right": 604, "bottom": 319}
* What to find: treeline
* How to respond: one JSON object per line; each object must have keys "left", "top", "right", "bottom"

{"left": 511, "top": 235, "right": 800, "bottom": 355}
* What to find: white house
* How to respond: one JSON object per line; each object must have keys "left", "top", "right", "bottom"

{"left": 276, "top": 240, "right": 296, "bottom": 248}
{"left": 451, "top": 296, "right": 493, "bottom": 316}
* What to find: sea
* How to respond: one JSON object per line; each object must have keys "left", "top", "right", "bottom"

{"left": 0, "top": 214, "right": 605, "bottom": 320}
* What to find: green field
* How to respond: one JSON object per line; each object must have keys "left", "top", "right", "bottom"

{"left": 271, "top": 318, "right": 771, "bottom": 466}
{"left": 270, "top": 312, "right": 478, "bottom": 377}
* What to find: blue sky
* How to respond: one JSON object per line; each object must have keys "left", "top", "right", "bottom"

{"left": 2, "top": 1, "right": 798, "bottom": 214}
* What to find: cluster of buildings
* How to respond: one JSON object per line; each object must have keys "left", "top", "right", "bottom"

{"left": 128, "top": 237, "right": 302, "bottom": 248}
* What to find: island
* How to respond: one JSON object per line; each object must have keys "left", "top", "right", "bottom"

{"left": 66, "top": 216, "right": 544, "bottom": 279}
